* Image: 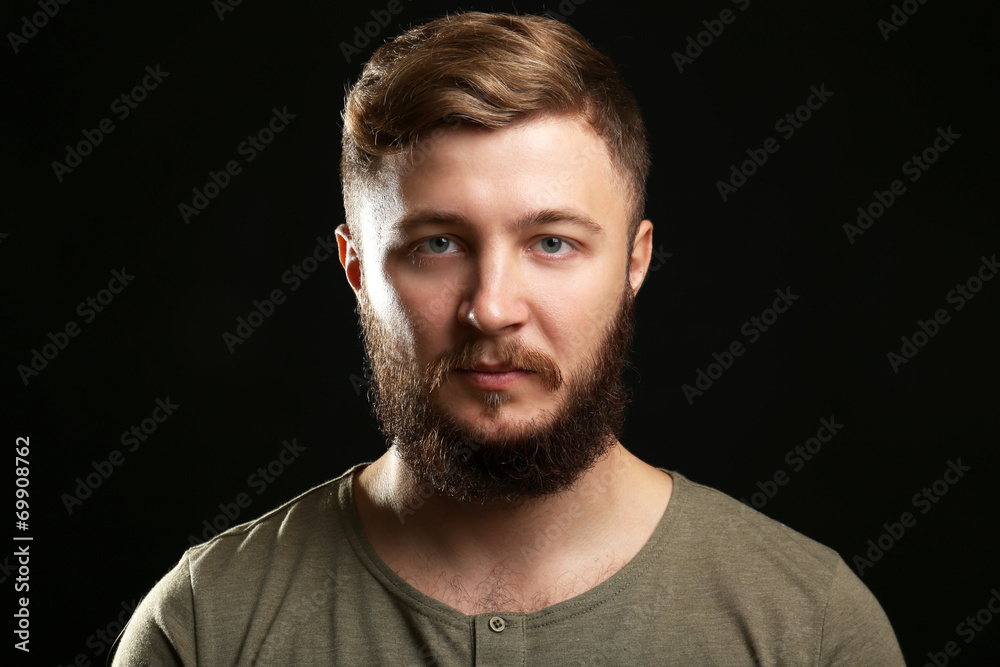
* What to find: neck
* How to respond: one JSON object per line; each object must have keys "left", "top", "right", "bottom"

{"left": 353, "top": 444, "right": 672, "bottom": 614}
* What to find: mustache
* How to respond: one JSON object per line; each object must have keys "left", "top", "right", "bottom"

{"left": 424, "top": 337, "right": 563, "bottom": 393}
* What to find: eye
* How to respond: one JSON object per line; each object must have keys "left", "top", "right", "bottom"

{"left": 417, "top": 236, "right": 458, "bottom": 255}
{"left": 535, "top": 237, "right": 573, "bottom": 255}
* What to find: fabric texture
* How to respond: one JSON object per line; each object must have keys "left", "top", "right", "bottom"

{"left": 112, "top": 465, "right": 905, "bottom": 666}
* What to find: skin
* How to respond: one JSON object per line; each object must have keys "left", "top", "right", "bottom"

{"left": 336, "top": 113, "right": 673, "bottom": 615}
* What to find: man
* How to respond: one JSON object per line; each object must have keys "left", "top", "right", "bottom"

{"left": 114, "top": 12, "right": 905, "bottom": 665}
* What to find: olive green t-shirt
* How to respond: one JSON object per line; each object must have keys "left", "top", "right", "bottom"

{"left": 113, "top": 465, "right": 905, "bottom": 666}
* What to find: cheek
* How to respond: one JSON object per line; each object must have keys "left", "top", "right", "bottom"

{"left": 361, "top": 262, "right": 421, "bottom": 357}
{"left": 534, "top": 278, "right": 618, "bottom": 363}
{"left": 392, "top": 255, "right": 479, "bottom": 331}
{"left": 395, "top": 279, "right": 459, "bottom": 356}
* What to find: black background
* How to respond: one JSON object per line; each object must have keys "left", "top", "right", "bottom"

{"left": 3, "top": 0, "right": 998, "bottom": 664}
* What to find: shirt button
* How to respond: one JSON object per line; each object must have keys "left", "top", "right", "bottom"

{"left": 489, "top": 616, "right": 506, "bottom": 632}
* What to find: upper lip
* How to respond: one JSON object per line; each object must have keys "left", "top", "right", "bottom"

{"left": 465, "top": 363, "right": 524, "bottom": 373}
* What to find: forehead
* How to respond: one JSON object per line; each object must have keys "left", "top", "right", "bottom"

{"left": 361, "top": 114, "right": 628, "bottom": 247}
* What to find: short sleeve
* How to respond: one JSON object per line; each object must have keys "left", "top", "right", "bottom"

{"left": 112, "top": 553, "right": 198, "bottom": 667}
{"left": 818, "top": 558, "right": 905, "bottom": 666}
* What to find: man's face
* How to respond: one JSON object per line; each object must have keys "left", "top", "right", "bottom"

{"left": 341, "top": 114, "right": 652, "bottom": 502}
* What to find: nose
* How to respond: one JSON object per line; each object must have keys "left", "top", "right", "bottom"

{"left": 456, "top": 245, "right": 529, "bottom": 334}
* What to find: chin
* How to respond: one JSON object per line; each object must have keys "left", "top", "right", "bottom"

{"left": 442, "top": 385, "right": 546, "bottom": 416}
{"left": 465, "top": 407, "right": 563, "bottom": 444}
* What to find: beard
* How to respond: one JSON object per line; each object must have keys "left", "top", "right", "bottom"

{"left": 356, "top": 277, "right": 637, "bottom": 505}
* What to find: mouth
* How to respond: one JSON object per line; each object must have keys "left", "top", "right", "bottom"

{"left": 456, "top": 364, "right": 533, "bottom": 390}
{"left": 464, "top": 363, "right": 531, "bottom": 374}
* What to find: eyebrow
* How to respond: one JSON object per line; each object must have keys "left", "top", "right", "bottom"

{"left": 392, "top": 208, "right": 606, "bottom": 237}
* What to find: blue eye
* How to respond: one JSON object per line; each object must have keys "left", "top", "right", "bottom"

{"left": 538, "top": 237, "right": 568, "bottom": 254}
{"left": 425, "top": 237, "right": 454, "bottom": 254}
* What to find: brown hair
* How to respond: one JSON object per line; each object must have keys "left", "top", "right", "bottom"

{"left": 341, "top": 11, "right": 649, "bottom": 257}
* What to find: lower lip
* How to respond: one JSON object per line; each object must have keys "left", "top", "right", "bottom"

{"left": 458, "top": 370, "right": 532, "bottom": 390}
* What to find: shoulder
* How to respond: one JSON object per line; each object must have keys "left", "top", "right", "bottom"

{"left": 667, "top": 470, "right": 843, "bottom": 578}
{"left": 183, "top": 465, "right": 364, "bottom": 588}
{"left": 113, "top": 465, "right": 368, "bottom": 665}
{"left": 655, "top": 470, "right": 905, "bottom": 665}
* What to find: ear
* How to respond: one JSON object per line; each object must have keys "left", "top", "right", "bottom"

{"left": 336, "top": 224, "right": 362, "bottom": 296}
{"left": 628, "top": 220, "right": 654, "bottom": 295}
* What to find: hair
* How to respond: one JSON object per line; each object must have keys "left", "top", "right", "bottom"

{"left": 340, "top": 11, "right": 650, "bottom": 259}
